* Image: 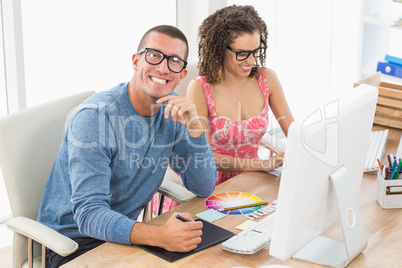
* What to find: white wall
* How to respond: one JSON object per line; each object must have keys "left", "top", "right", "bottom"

{"left": 228, "top": 0, "right": 364, "bottom": 119}
{"left": 20, "top": 0, "right": 177, "bottom": 108}
{"left": 0, "top": 0, "right": 177, "bottom": 221}
{"left": 177, "top": 0, "right": 227, "bottom": 64}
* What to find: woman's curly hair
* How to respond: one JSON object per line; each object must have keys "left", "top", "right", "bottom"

{"left": 198, "top": 5, "right": 268, "bottom": 84}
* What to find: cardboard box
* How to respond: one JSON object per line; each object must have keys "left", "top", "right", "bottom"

{"left": 354, "top": 72, "right": 402, "bottom": 129}
{"left": 377, "top": 171, "right": 402, "bottom": 209}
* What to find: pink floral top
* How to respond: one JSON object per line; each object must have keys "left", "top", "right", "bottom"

{"left": 195, "top": 70, "right": 269, "bottom": 185}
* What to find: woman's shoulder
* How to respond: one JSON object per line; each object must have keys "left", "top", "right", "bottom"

{"left": 187, "top": 77, "right": 205, "bottom": 94}
{"left": 192, "top": 75, "right": 208, "bottom": 85}
{"left": 187, "top": 78, "right": 209, "bottom": 103}
{"left": 187, "top": 77, "right": 210, "bottom": 116}
{"left": 258, "top": 67, "right": 277, "bottom": 79}
{"left": 188, "top": 76, "right": 213, "bottom": 95}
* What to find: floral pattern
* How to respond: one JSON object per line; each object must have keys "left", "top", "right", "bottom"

{"left": 195, "top": 70, "right": 270, "bottom": 185}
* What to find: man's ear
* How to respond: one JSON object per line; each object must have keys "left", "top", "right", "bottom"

{"left": 132, "top": 53, "right": 140, "bottom": 71}
{"left": 177, "top": 68, "right": 188, "bottom": 84}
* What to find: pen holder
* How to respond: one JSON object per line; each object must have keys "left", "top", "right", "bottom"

{"left": 377, "top": 171, "right": 402, "bottom": 209}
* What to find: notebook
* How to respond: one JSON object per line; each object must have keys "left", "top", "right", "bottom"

{"left": 136, "top": 219, "right": 235, "bottom": 262}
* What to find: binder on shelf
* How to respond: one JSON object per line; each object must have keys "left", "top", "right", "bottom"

{"left": 385, "top": 54, "right": 402, "bottom": 67}
{"left": 377, "top": 61, "right": 402, "bottom": 79}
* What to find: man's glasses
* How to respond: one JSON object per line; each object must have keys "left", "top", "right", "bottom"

{"left": 226, "top": 43, "right": 267, "bottom": 61}
{"left": 138, "top": 48, "right": 187, "bottom": 73}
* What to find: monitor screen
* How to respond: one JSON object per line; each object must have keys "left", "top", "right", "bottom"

{"left": 269, "top": 84, "right": 378, "bottom": 267}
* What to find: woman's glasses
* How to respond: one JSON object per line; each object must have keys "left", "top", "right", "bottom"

{"left": 226, "top": 42, "right": 267, "bottom": 61}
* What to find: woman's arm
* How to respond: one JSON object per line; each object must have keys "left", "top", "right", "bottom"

{"left": 264, "top": 68, "right": 295, "bottom": 137}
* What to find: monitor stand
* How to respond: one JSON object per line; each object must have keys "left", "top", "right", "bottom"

{"left": 292, "top": 166, "right": 368, "bottom": 267}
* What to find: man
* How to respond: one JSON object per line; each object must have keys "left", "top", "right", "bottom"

{"left": 37, "top": 25, "right": 217, "bottom": 267}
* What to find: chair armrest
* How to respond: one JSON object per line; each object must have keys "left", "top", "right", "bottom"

{"left": 6, "top": 216, "right": 78, "bottom": 257}
{"left": 159, "top": 169, "right": 195, "bottom": 204}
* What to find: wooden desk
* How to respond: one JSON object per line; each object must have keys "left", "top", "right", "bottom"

{"left": 63, "top": 126, "right": 402, "bottom": 268}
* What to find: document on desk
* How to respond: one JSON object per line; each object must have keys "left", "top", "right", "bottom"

{"left": 136, "top": 219, "right": 235, "bottom": 262}
{"left": 268, "top": 167, "right": 282, "bottom": 177}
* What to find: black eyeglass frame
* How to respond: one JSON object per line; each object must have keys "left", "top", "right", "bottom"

{"left": 138, "top": 48, "right": 188, "bottom": 73}
{"left": 226, "top": 41, "right": 267, "bottom": 61}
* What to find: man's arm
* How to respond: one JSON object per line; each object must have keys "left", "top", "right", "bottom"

{"left": 156, "top": 94, "right": 217, "bottom": 197}
{"left": 68, "top": 108, "right": 137, "bottom": 244}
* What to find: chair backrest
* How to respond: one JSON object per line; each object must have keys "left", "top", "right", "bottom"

{"left": 175, "top": 61, "right": 199, "bottom": 97}
{"left": 0, "top": 91, "right": 94, "bottom": 268}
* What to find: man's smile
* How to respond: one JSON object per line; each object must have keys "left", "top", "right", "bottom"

{"left": 150, "top": 76, "right": 168, "bottom": 85}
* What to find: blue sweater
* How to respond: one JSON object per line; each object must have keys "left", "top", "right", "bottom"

{"left": 37, "top": 83, "right": 216, "bottom": 244}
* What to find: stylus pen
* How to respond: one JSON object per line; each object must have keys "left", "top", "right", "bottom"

{"left": 175, "top": 214, "right": 190, "bottom": 222}
{"left": 218, "top": 202, "right": 268, "bottom": 212}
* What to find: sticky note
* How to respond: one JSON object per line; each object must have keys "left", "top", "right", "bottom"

{"left": 195, "top": 209, "right": 227, "bottom": 223}
{"left": 236, "top": 220, "right": 256, "bottom": 230}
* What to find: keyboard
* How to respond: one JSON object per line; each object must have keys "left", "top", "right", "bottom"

{"left": 364, "top": 129, "right": 389, "bottom": 172}
{"left": 221, "top": 212, "right": 275, "bottom": 254}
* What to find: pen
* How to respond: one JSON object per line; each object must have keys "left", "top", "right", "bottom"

{"left": 399, "top": 159, "right": 402, "bottom": 175}
{"left": 377, "top": 159, "right": 383, "bottom": 173}
{"left": 379, "top": 165, "right": 385, "bottom": 178}
{"left": 388, "top": 155, "right": 393, "bottom": 170}
{"left": 396, "top": 159, "right": 402, "bottom": 179}
{"left": 175, "top": 214, "right": 190, "bottom": 222}
{"left": 385, "top": 166, "right": 389, "bottom": 180}
{"left": 377, "top": 165, "right": 384, "bottom": 177}
{"left": 390, "top": 165, "right": 398, "bottom": 180}
{"left": 218, "top": 202, "right": 268, "bottom": 212}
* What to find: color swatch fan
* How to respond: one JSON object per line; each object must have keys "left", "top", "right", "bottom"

{"left": 205, "top": 192, "right": 263, "bottom": 215}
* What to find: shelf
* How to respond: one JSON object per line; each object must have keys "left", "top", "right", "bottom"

{"left": 381, "top": 73, "right": 402, "bottom": 85}
{"left": 364, "top": 15, "right": 402, "bottom": 29}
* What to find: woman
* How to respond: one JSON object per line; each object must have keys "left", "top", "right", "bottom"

{"left": 187, "top": 5, "right": 294, "bottom": 185}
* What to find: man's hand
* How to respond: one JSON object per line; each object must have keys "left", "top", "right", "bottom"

{"left": 156, "top": 95, "right": 204, "bottom": 137}
{"left": 157, "top": 213, "right": 203, "bottom": 252}
{"left": 130, "top": 213, "right": 203, "bottom": 252}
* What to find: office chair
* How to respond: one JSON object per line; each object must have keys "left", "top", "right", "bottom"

{"left": 0, "top": 91, "right": 95, "bottom": 268}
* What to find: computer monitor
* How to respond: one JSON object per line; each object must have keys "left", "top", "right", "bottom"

{"left": 269, "top": 84, "right": 378, "bottom": 267}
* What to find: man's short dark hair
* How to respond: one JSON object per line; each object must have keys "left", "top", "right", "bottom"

{"left": 138, "top": 25, "right": 189, "bottom": 60}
